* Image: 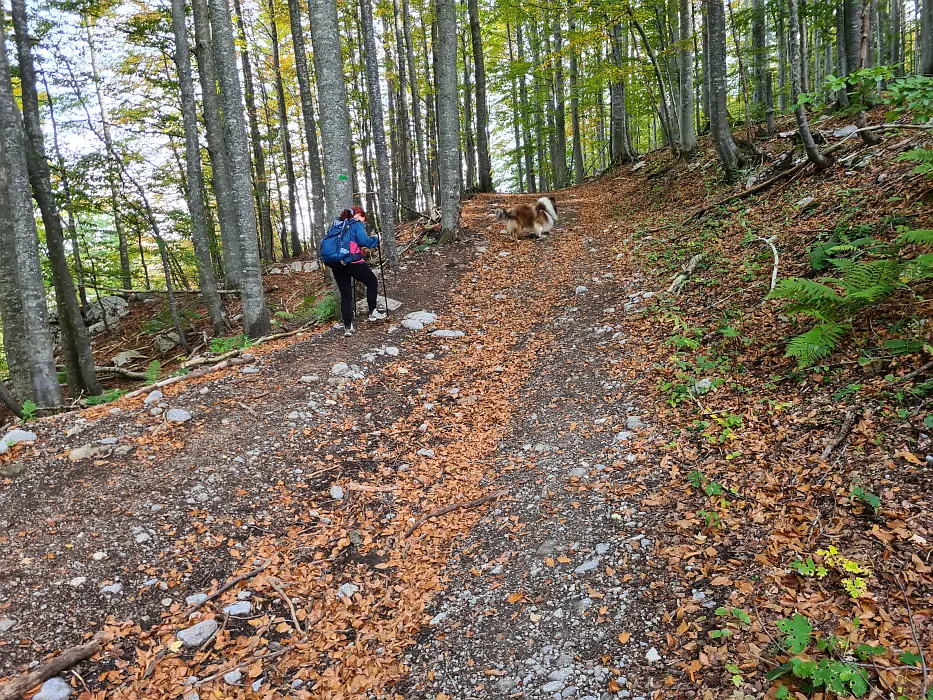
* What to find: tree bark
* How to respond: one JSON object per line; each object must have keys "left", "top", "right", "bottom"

{"left": 844, "top": 0, "right": 864, "bottom": 74}
{"left": 467, "top": 0, "right": 492, "bottom": 191}
{"left": 788, "top": 0, "right": 832, "bottom": 168}
{"left": 630, "top": 12, "right": 678, "bottom": 154}
{"left": 569, "top": 14, "right": 584, "bottom": 185}
{"left": 387, "top": 9, "right": 417, "bottom": 217}
{"left": 85, "top": 18, "right": 132, "bottom": 291}
{"left": 402, "top": 0, "right": 434, "bottom": 208}
{"left": 921, "top": 0, "right": 933, "bottom": 74}
{"left": 507, "top": 23, "right": 525, "bottom": 190}
{"left": 360, "top": 0, "right": 398, "bottom": 262}
{"left": 515, "top": 23, "right": 536, "bottom": 192}
{"left": 776, "top": 7, "right": 788, "bottom": 111}
{"left": 835, "top": 2, "right": 851, "bottom": 106}
{"left": 461, "top": 31, "right": 476, "bottom": 191}
{"left": 191, "top": 0, "right": 241, "bottom": 287}
{"left": 752, "top": 0, "right": 767, "bottom": 106}
{"left": 209, "top": 0, "right": 271, "bottom": 337}
{"left": 268, "top": 0, "right": 301, "bottom": 256}
{"left": 0, "top": 16, "right": 62, "bottom": 409}
{"left": 10, "top": 0, "right": 101, "bottom": 397}
{"left": 678, "top": 0, "right": 697, "bottom": 158}
{"left": 435, "top": 0, "right": 459, "bottom": 242}
{"left": 552, "top": 16, "right": 568, "bottom": 188}
{"left": 169, "top": 0, "right": 226, "bottom": 335}
{"left": 286, "top": 0, "right": 325, "bottom": 242}
{"left": 609, "top": 23, "right": 634, "bottom": 164}
{"left": 704, "top": 0, "right": 743, "bottom": 176}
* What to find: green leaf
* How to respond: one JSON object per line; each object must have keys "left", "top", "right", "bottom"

{"left": 774, "top": 685, "right": 789, "bottom": 699}
{"left": 777, "top": 613, "right": 813, "bottom": 654}
{"left": 899, "top": 650, "right": 922, "bottom": 665}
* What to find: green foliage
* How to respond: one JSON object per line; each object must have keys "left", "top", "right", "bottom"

{"left": 86, "top": 388, "right": 125, "bottom": 406}
{"left": 850, "top": 486, "right": 881, "bottom": 512}
{"left": 770, "top": 228, "right": 933, "bottom": 367}
{"left": 209, "top": 334, "right": 255, "bottom": 354}
{"left": 776, "top": 613, "right": 813, "bottom": 654}
{"left": 899, "top": 148, "right": 933, "bottom": 177}
{"left": 313, "top": 293, "right": 337, "bottom": 323}
{"left": 884, "top": 74, "right": 933, "bottom": 123}
{"left": 790, "top": 557, "right": 828, "bottom": 578}
{"left": 715, "top": 607, "right": 751, "bottom": 625}
{"left": 20, "top": 400, "right": 37, "bottom": 422}
{"left": 145, "top": 360, "right": 161, "bottom": 382}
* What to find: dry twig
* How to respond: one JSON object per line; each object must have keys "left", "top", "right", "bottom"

{"left": 0, "top": 634, "right": 109, "bottom": 700}
{"left": 184, "top": 559, "right": 271, "bottom": 616}
{"left": 268, "top": 577, "right": 306, "bottom": 636}
{"left": 404, "top": 490, "right": 508, "bottom": 538}
{"left": 820, "top": 408, "right": 859, "bottom": 461}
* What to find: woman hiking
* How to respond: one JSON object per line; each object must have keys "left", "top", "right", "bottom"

{"left": 321, "top": 205, "right": 386, "bottom": 337}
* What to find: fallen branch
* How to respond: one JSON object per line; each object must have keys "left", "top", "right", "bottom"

{"left": 757, "top": 236, "right": 780, "bottom": 291}
{"left": 820, "top": 408, "right": 859, "bottom": 461}
{"left": 894, "top": 574, "right": 928, "bottom": 700}
{"left": 0, "top": 634, "right": 109, "bottom": 700}
{"left": 347, "top": 483, "right": 399, "bottom": 493}
{"left": 185, "top": 559, "right": 271, "bottom": 616}
{"left": 666, "top": 254, "right": 703, "bottom": 294}
{"left": 404, "top": 490, "right": 508, "bottom": 538}
{"left": 180, "top": 322, "right": 318, "bottom": 370}
{"left": 192, "top": 647, "right": 290, "bottom": 688}
{"left": 268, "top": 577, "right": 305, "bottom": 636}
{"left": 92, "top": 366, "right": 149, "bottom": 381}
{"left": 77, "top": 284, "right": 238, "bottom": 295}
{"left": 123, "top": 356, "right": 255, "bottom": 399}
{"left": 894, "top": 359, "right": 933, "bottom": 384}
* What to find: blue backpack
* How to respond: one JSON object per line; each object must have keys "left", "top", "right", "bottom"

{"left": 319, "top": 219, "right": 352, "bottom": 266}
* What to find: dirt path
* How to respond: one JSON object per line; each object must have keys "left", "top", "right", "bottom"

{"left": 3, "top": 191, "right": 672, "bottom": 699}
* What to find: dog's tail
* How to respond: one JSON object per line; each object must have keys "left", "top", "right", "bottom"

{"left": 492, "top": 207, "right": 508, "bottom": 223}
{"left": 537, "top": 197, "right": 558, "bottom": 225}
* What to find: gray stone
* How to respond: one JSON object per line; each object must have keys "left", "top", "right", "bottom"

{"left": 429, "top": 611, "right": 448, "bottom": 625}
{"left": 144, "top": 390, "right": 164, "bottom": 405}
{"left": 614, "top": 431, "right": 632, "bottom": 442}
{"left": 0, "top": 618, "right": 16, "bottom": 632}
{"left": 330, "top": 362, "right": 350, "bottom": 377}
{"left": 431, "top": 329, "right": 464, "bottom": 338}
{"left": 417, "top": 448, "right": 435, "bottom": 458}
{"left": 693, "top": 377, "right": 714, "bottom": 395}
{"left": 100, "top": 582, "right": 123, "bottom": 595}
{"left": 404, "top": 310, "right": 437, "bottom": 325}
{"left": 0, "top": 429, "right": 37, "bottom": 454}
{"left": 574, "top": 559, "right": 600, "bottom": 574}
{"left": 355, "top": 295, "right": 402, "bottom": 315}
{"left": 223, "top": 601, "right": 252, "bottom": 616}
{"left": 223, "top": 669, "right": 243, "bottom": 685}
{"left": 153, "top": 332, "right": 180, "bottom": 353}
{"left": 135, "top": 532, "right": 151, "bottom": 544}
{"left": 632, "top": 161, "right": 647, "bottom": 171}
{"left": 186, "top": 593, "right": 208, "bottom": 607}
{"left": 86, "top": 296, "right": 129, "bottom": 325}
{"left": 833, "top": 124, "right": 858, "bottom": 138}
{"left": 595, "top": 543, "right": 611, "bottom": 556}
{"left": 537, "top": 539, "right": 558, "bottom": 557}
{"left": 0, "top": 460, "right": 26, "bottom": 477}
{"left": 645, "top": 647, "right": 661, "bottom": 663}
{"left": 299, "top": 375, "right": 319, "bottom": 384}
{"left": 568, "top": 467, "right": 587, "bottom": 478}
{"left": 562, "top": 686, "right": 578, "bottom": 698}
{"left": 239, "top": 367, "right": 260, "bottom": 375}
{"left": 33, "top": 678, "right": 73, "bottom": 700}
{"left": 166, "top": 409, "right": 192, "bottom": 423}
{"left": 251, "top": 679, "right": 263, "bottom": 692}
{"left": 177, "top": 620, "right": 219, "bottom": 648}
{"left": 337, "top": 582, "right": 359, "bottom": 599}
{"left": 304, "top": 261, "right": 320, "bottom": 273}
{"left": 100, "top": 437, "right": 119, "bottom": 445}
{"left": 496, "top": 677, "right": 519, "bottom": 692}
{"left": 68, "top": 444, "right": 110, "bottom": 462}
{"left": 626, "top": 416, "right": 644, "bottom": 430}
{"left": 184, "top": 693, "right": 200, "bottom": 700}
{"left": 542, "top": 680, "right": 565, "bottom": 693}
{"left": 68, "top": 576, "right": 87, "bottom": 588}
{"left": 401, "top": 319, "right": 424, "bottom": 331}
{"left": 549, "top": 668, "right": 574, "bottom": 682}
{"left": 795, "top": 196, "right": 816, "bottom": 209}
{"left": 384, "top": 346, "right": 400, "bottom": 357}
{"left": 575, "top": 286, "right": 588, "bottom": 295}
{"left": 112, "top": 349, "right": 144, "bottom": 367}
{"left": 330, "top": 484, "right": 345, "bottom": 500}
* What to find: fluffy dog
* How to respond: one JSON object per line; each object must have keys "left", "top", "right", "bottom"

{"left": 493, "top": 196, "right": 558, "bottom": 241}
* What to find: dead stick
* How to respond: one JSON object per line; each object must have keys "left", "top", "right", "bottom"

{"left": 895, "top": 573, "right": 929, "bottom": 700}
{"left": 820, "top": 408, "right": 859, "bottom": 461}
{"left": 124, "top": 356, "right": 254, "bottom": 399}
{"left": 0, "top": 635, "right": 107, "bottom": 700}
{"left": 185, "top": 559, "right": 271, "bottom": 616}
{"left": 894, "top": 359, "right": 933, "bottom": 384}
{"left": 268, "top": 577, "right": 305, "bottom": 636}
{"left": 404, "top": 490, "right": 508, "bottom": 538}
{"left": 77, "top": 284, "right": 238, "bottom": 295}
{"left": 192, "top": 647, "right": 290, "bottom": 688}
{"left": 180, "top": 323, "right": 318, "bottom": 370}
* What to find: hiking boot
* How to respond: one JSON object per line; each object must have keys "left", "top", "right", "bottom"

{"left": 367, "top": 309, "right": 387, "bottom": 322}
{"left": 343, "top": 324, "right": 355, "bottom": 337}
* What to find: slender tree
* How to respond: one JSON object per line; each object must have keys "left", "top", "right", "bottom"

{"left": 515, "top": 22, "right": 536, "bottom": 191}
{"left": 209, "top": 0, "right": 271, "bottom": 337}
{"left": 467, "top": 0, "right": 493, "bottom": 191}
{"left": 921, "top": 0, "right": 933, "bottom": 74}
{"left": 678, "top": 0, "right": 697, "bottom": 158}
{"left": 0, "top": 16, "right": 61, "bottom": 410}
{"left": 568, "top": 13, "right": 584, "bottom": 184}
{"left": 788, "top": 0, "right": 832, "bottom": 168}
{"left": 435, "top": 0, "right": 459, "bottom": 242}
{"left": 552, "top": 16, "right": 568, "bottom": 188}
{"left": 704, "top": 0, "right": 744, "bottom": 175}
{"left": 9, "top": 0, "right": 101, "bottom": 397}
{"left": 403, "top": 0, "right": 434, "bottom": 209}
{"left": 169, "top": 0, "right": 226, "bottom": 334}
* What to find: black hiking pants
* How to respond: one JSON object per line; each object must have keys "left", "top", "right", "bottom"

{"left": 332, "top": 262, "right": 378, "bottom": 327}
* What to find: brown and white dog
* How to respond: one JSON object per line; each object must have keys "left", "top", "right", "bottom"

{"left": 493, "top": 196, "right": 558, "bottom": 241}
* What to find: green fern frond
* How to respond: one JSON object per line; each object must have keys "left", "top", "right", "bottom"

{"left": 769, "top": 278, "right": 844, "bottom": 304}
{"left": 786, "top": 323, "right": 853, "bottom": 368}
{"left": 895, "top": 228, "right": 933, "bottom": 246}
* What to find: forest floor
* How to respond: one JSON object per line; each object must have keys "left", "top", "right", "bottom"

{"left": 1, "top": 109, "right": 932, "bottom": 700}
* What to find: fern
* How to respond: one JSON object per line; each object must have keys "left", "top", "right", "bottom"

{"left": 785, "top": 323, "right": 853, "bottom": 366}
{"left": 145, "top": 360, "right": 161, "bottom": 382}
{"left": 895, "top": 228, "right": 933, "bottom": 246}
{"left": 898, "top": 148, "right": 933, "bottom": 176}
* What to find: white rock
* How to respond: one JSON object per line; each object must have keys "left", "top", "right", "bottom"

{"left": 384, "top": 346, "right": 400, "bottom": 357}
{"left": 431, "top": 330, "right": 464, "bottom": 338}
{"left": 417, "top": 448, "right": 435, "bottom": 458}
{"left": 645, "top": 647, "right": 661, "bottom": 662}
{"left": 542, "top": 680, "right": 565, "bottom": 693}
{"left": 574, "top": 559, "right": 600, "bottom": 574}
{"left": 177, "top": 620, "right": 219, "bottom": 648}
{"left": 337, "top": 582, "right": 359, "bottom": 599}
{"left": 404, "top": 310, "right": 437, "bottom": 325}
{"left": 144, "top": 390, "right": 164, "bottom": 405}
{"left": 0, "top": 618, "right": 16, "bottom": 632}
{"left": 135, "top": 532, "right": 151, "bottom": 544}
{"left": 68, "top": 576, "right": 87, "bottom": 588}
{"left": 33, "top": 678, "right": 73, "bottom": 700}
{"left": 429, "top": 611, "right": 448, "bottom": 625}
{"left": 166, "top": 409, "right": 192, "bottom": 423}
{"left": 92, "top": 551, "right": 107, "bottom": 561}
{"left": 401, "top": 319, "right": 424, "bottom": 331}
{"left": 100, "top": 582, "right": 123, "bottom": 595}
{"left": 330, "top": 362, "right": 350, "bottom": 377}
{"left": 833, "top": 124, "right": 858, "bottom": 138}
{"left": 795, "top": 196, "right": 816, "bottom": 209}
{"left": 575, "top": 286, "right": 588, "bottom": 295}
{"left": 186, "top": 593, "right": 209, "bottom": 607}
{"left": 223, "top": 669, "right": 243, "bottom": 685}
{"left": 626, "top": 416, "right": 644, "bottom": 430}
{"left": 330, "top": 484, "right": 345, "bottom": 500}
{"left": 223, "top": 601, "right": 252, "bottom": 616}
{"left": 0, "top": 429, "right": 37, "bottom": 455}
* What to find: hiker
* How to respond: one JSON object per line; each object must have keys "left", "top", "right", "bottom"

{"left": 320, "top": 205, "right": 386, "bottom": 336}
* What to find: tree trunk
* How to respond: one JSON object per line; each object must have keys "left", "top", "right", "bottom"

{"left": 630, "top": 12, "right": 678, "bottom": 155}
{"left": 507, "top": 23, "right": 526, "bottom": 190}
{"left": 704, "top": 0, "right": 743, "bottom": 176}
{"left": 788, "top": 0, "right": 832, "bottom": 168}
{"left": 752, "top": 0, "right": 767, "bottom": 106}
{"left": 191, "top": 0, "right": 241, "bottom": 287}
{"left": 921, "top": 0, "right": 933, "bottom": 74}
{"left": 169, "top": 0, "right": 226, "bottom": 335}
{"left": 835, "top": 2, "right": 850, "bottom": 106}
{"left": 776, "top": 8, "right": 788, "bottom": 111}
{"left": 9, "top": 0, "right": 101, "bottom": 397}
{"left": 678, "top": 0, "right": 697, "bottom": 158}
{"left": 844, "top": 0, "right": 863, "bottom": 74}
{"left": 232, "top": 0, "right": 275, "bottom": 262}
{"left": 359, "top": 0, "right": 398, "bottom": 261}
{"left": 420, "top": 3, "right": 440, "bottom": 205}
{"left": 85, "top": 19, "right": 132, "bottom": 291}
{"left": 609, "top": 24, "right": 634, "bottom": 164}
{"left": 701, "top": 2, "right": 710, "bottom": 130}
{"left": 402, "top": 0, "right": 434, "bottom": 208}
{"left": 800, "top": 0, "right": 810, "bottom": 91}
{"left": 286, "top": 0, "right": 325, "bottom": 242}
{"left": 435, "top": 0, "right": 459, "bottom": 242}
{"left": 570, "top": 10, "right": 584, "bottom": 185}
{"left": 387, "top": 10, "right": 417, "bottom": 217}
{"left": 467, "top": 0, "right": 493, "bottom": 191}
{"left": 268, "top": 0, "right": 301, "bottom": 256}
{"left": 461, "top": 32, "right": 476, "bottom": 191}
{"left": 890, "top": 0, "right": 901, "bottom": 75}
{"left": 552, "top": 16, "right": 568, "bottom": 188}
{"left": 514, "top": 24, "right": 536, "bottom": 192}
{"left": 209, "top": 0, "right": 271, "bottom": 337}
{"left": 0, "top": 19, "right": 62, "bottom": 410}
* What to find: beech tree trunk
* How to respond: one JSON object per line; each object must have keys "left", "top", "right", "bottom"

{"left": 467, "top": 0, "right": 493, "bottom": 191}
{"left": 678, "top": 0, "right": 697, "bottom": 158}
{"left": 552, "top": 17, "right": 568, "bottom": 188}
{"left": 610, "top": 24, "right": 634, "bottom": 164}
{"left": 704, "top": 0, "right": 743, "bottom": 176}
{"left": 0, "top": 19, "right": 62, "bottom": 410}
{"left": 516, "top": 23, "right": 536, "bottom": 192}
{"left": 387, "top": 9, "right": 417, "bottom": 217}
{"left": 921, "top": 0, "right": 933, "bottom": 74}
{"left": 788, "top": 0, "right": 832, "bottom": 168}
{"left": 208, "top": 0, "right": 271, "bottom": 337}
{"left": 10, "top": 0, "right": 101, "bottom": 397}
{"left": 435, "top": 0, "right": 459, "bottom": 242}
{"left": 402, "top": 0, "right": 434, "bottom": 208}
{"left": 169, "top": 0, "right": 226, "bottom": 335}
{"left": 462, "top": 32, "right": 476, "bottom": 191}
{"left": 507, "top": 23, "right": 526, "bottom": 190}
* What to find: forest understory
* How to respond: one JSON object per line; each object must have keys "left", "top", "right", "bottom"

{"left": 0, "top": 108, "right": 931, "bottom": 700}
